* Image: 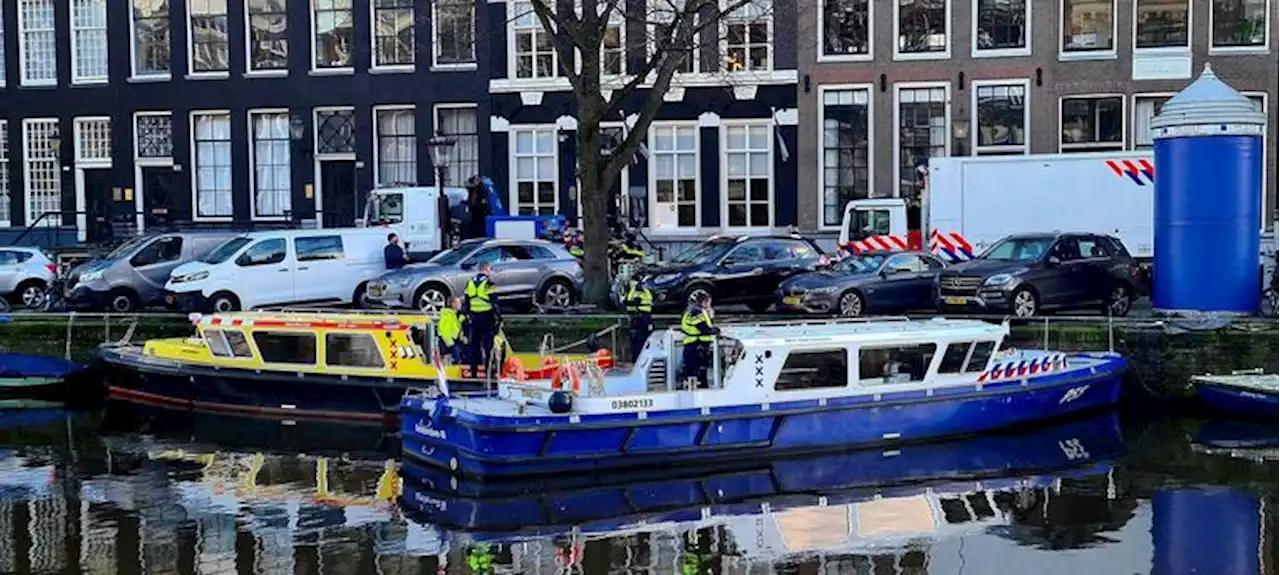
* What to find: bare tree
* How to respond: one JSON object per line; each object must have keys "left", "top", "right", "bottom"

{"left": 515, "top": 0, "right": 771, "bottom": 305}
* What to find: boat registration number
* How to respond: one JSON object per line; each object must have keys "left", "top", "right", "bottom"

{"left": 944, "top": 296, "right": 968, "bottom": 305}
{"left": 611, "top": 398, "right": 654, "bottom": 410}
{"left": 782, "top": 296, "right": 801, "bottom": 306}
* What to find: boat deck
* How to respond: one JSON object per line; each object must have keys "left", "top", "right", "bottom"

{"left": 1193, "top": 374, "right": 1279, "bottom": 394}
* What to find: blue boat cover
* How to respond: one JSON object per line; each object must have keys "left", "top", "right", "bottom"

{"left": 0, "top": 353, "right": 84, "bottom": 378}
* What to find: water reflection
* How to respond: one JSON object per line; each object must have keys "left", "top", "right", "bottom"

{"left": 0, "top": 406, "right": 1270, "bottom": 574}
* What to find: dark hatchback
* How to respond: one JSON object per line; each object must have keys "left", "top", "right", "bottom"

{"left": 936, "top": 233, "right": 1143, "bottom": 318}
{"left": 777, "top": 251, "right": 946, "bottom": 316}
{"left": 641, "top": 235, "right": 826, "bottom": 312}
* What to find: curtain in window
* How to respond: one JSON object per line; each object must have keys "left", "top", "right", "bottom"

{"left": 253, "top": 113, "right": 291, "bottom": 217}
{"left": 194, "top": 114, "right": 233, "bottom": 217}
{"left": 377, "top": 109, "right": 416, "bottom": 185}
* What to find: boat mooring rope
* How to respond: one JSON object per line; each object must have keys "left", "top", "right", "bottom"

{"left": 549, "top": 324, "right": 622, "bottom": 354}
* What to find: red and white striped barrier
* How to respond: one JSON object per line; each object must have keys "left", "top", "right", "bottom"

{"left": 976, "top": 353, "right": 1069, "bottom": 383}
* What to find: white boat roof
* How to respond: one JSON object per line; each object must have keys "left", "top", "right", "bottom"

{"left": 718, "top": 317, "right": 1007, "bottom": 345}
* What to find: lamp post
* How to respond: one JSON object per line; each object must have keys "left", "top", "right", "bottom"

{"left": 426, "top": 132, "right": 457, "bottom": 249}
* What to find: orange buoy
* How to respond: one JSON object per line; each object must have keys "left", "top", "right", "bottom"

{"left": 501, "top": 356, "right": 527, "bottom": 381}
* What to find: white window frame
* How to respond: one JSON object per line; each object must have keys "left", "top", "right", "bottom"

{"left": 1243, "top": 92, "right": 1270, "bottom": 231}
{"left": 130, "top": 0, "right": 172, "bottom": 80}
{"left": 1057, "top": 93, "right": 1126, "bottom": 153}
{"left": 431, "top": 0, "right": 477, "bottom": 69}
{"left": 721, "top": 0, "right": 773, "bottom": 73}
{"left": 1131, "top": 92, "right": 1176, "bottom": 151}
{"left": 817, "top": 84, "right": 874, "bottom": 230}
{"left": 132, "top": 111, "right": 174, "bottom": 233}
{"left": 720, "top": 120, "right": 774, "bottom": 230}
{"left": 1059, "top": 0, "right": 1118, "bottom": 60}
{"left": 372, "top": 105, "right": 417, "bottom": 187}
{"left": 1208, "top": 0, "right": 1270, "bottom": 53}
{"left": 601, "top": 9, "right": 625, "bottom": 76}
{"left": 0, "top": 4, "right": 7, "bottom": 87}
{"left": 971, "top": 0, "right": 1031, "bottom": 58}
{"left": 1132, "top": 0, "right": 1191, "bottom": 53}
{"left": 648, "top": 120, "right": 702, "bottom": 234}
{"left": 816, "top": 0, "right": 873, "bottom": 63}
{"left": 310, "top": 0, "right": 355, "bottom": 73}
{"left": 248, "top": 109, "right": 292, "bottom": 221}
{"left": 73, "top": 117, "right": 111, "bottom": 165}
{"left": 648, "top": 0, "right": 700, "bottom": 75}
{"left": 18, "top": 0, "right": 57, "bottom": 87}
{"left": 0, "top": 121, "right": 10, "bottom": 227}
{"left": 244, "top": 0, "right": 290, "bottom": 75}
{"left": 187, "top": 0, "right": 231, "bottom": 77}
{"left": 70, "top": 0, "right": 109, "bottom": 84}
{"left": 22, "top": 118, "right": 61, "bottom": 226}
{"left": 892, "top": 82, "right": 952, "bottom": 199}
{"left": 508, "top": 125, "right": 559, "bottom": 216}
{"left": 508, "top": 1, "right": 558, "bottom": 80}
{"left": 893, "top": 0, "right": 951, "bottom": 61}
{"left": 370, "top": 0, "right": 415, "bottom": 71}
{"left": 311, "top": 106, "right": 355, "bottom": 228}
{"left": 190, "top": 110, "right": 235, "bottom": 221}
{"left": 970, "top": 79, "right": 1031, "bottom": 156}
{"left": 433, "top": 103, "right": 480, "bottom": 186}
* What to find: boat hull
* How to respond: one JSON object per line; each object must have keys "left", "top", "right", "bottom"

{"left": 401, "top": 354, "right": 1127, "bottom": 477}
{"left": 1194, "top": 379, "right": 1278, "bottom": 419}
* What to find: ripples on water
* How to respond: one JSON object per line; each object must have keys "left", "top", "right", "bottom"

{"left": 0, "top": 404, "right": 1272, "bottom": 575}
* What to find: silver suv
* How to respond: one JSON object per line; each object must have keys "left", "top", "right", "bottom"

{"left": 365, "top": 238, "right": 584, "bottom": 313}
{"left": 0, "top": 247, "right": 56, "bottom": 309}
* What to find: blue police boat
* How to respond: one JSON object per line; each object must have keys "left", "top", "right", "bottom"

{"left": 1191, "top": 371, "right": 1278, "bottom": 419}
{"left": 400, "top": 317, "right": 1128, "bottom": 477}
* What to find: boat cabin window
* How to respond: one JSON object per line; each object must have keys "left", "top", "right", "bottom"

{"left": 937, "top": 343, "right": 972, "bottom": 374}
{"left": 252, "top": 331, "right": 318, "bottom": 365}
{"left": 965, "top": 341, "right": 995, "bottom": 372}
{"left": 204, "top": 329, "right": 232, "bottom": 357}
{"left": 859, "top": 344, "right": 937, "bottom": 384}
{"left": 224, "top": 330, "right": 254, "bottom": 358}
{"left": 325, "top": 333, "right": 385, "bottom": 368}
{"left": 776, "top": 350, "right": 849, "bottom": 391}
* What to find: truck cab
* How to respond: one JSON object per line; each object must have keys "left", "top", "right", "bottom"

{"left": 361, "top": 185, "right": 469, "bottom": 257}
{"left": 837, "top": 198, "right": 912, "bottom": 253}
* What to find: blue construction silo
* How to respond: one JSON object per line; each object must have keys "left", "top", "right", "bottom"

{"left": 1150, "top": 63, "right": 1267, "bottom": 314}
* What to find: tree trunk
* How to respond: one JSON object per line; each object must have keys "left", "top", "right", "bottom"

{"left": 576, "top": 118, "right": 611, "bottom": 306}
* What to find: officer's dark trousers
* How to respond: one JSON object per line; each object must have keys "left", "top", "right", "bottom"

{"left": 628, "top": 315, "right": 651, "bottom": 363}
{"left": 468, "top": 311, "right": 496, "bottom": 377}
{"left": 681, "top": 342, "right": 709, "bottom": 387}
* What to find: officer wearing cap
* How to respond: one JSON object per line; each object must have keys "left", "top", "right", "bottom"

{"left": 463, "top": 261, "right": 499, "bottom": 378}
{"left": 624, "top": 275, "right": 654, "bottom": 363}
{"left": 679, "top": 292, "right": 718, "bottom": 388}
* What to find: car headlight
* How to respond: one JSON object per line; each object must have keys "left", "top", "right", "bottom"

{"left": 171, "top": 270, "right": 209, "bottom": 284}
{"left": 652, "top": 273, "right": 680, "bottom": 285}
{"left": 984, "top": 274, "right": 1013, "bottom": 286}
{"left": 78, "top": 270, "right": 103, "bottom": 283}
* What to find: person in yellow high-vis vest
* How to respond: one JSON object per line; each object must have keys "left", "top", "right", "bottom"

{"left": 437, "top": 297, "right": 466, "bottom": 364}
{"left": 624, "top": 277, "right": 653, "bottom": 363}
{"left": 679, "top": 292, "right": 718, "bottom": 388}
{"left": 463, "top": 262, "right": 499, "bottom": 377}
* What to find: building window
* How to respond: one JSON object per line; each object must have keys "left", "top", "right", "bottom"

{"left": 374, "top": 107, "right": 417, "bottom": 185}
{"left": 724, "top": 0, "right": 771, "bottom": 71}
{"left": 192, "top": 112, "right": 233, "bottom": 218}
{"left": 511, "top": 127, "right": 557, "bottom": 215}
{"left": 897, "top": 86, "right": 948, "bottom": 200}
{"left": 247, "top": 0, "right": 288, "bottom": 71}
{"left": 133, "top": 0, "right": 171, "bottom": 77}
{"left": 313, "top": 0, "right": 354, "bottom": 69}
{"left": 434, "top": 0, "right": 475, "bottom": 66}
{"left": 315, "top": 108, "right": 355, "bottom": 155}
{"left": 1062, "top": 0, "right": 1114, "bottom": 53}
{"left": 511, "top": 1, "right": 555, "bottom": 78}
{"left": 22, "top": 119, "right": 61, "bottom": 226}
{"left": 250, "top": 112, "right": 291, "bottom": 218}
{"left": 373, "top": 0, "right": 414, "bottom": 68}
{"left": 435, "top": 106, "right": 479, "bottom": 186}
{"left": 821, "top": 88, "right": 870, "bottom": 227}
{"left": 1135, "top": 0, "right": 1189, "bottom": 49}
{"left": 0, "top": 122, "right": 9, "bottom": 226}
{"left": 822, "top": 0, "right": 870, "bottom": 58}
{"left": 896, "top": 0, "right": 947, "bottom": 56}
{"left": 136, "top": 113, "right": 174, "bottom": 159}
{"left": 973, "top": 82, "right": 1027, "bottom": 155}
{"left": 71, "top": 0, "right": 109, "bottom": 83}
{"left": 974, "top": 0, "right": 1026, "bottom": 53}
{"left": 18, "top": 0, "right": 56, "bottom": 86}
{"left": 1060, "top": 96, "right": 1124, "bottom": 152}
{"left": 74, "top": 118, "right": 111, "bottom": 163}
{"left": 652, "top": 0, "right": 697, "bottom": 73}
{"left": 188, "top": 0, "right": 229, "bottom": 73}
{"left": 602, "top": 12, "right": 624, "bottom": 75}
{"left": 651, "top": 123, "right": 698, "bottom": 230}
{"left": 1133, "top": 95, "right": 1171, "bottom": 149}
{"left": 1212, "top": 0, "right": 1267, "bottom": 49}
{"left": 724, "top": 124, "right": 772, "bottom": 228}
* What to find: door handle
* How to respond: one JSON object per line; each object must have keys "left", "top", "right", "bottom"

{"left": 298, "top": 266, "right": 309, "bottom": 271}
{"left": 751, "top": 267, "right": 764, "bottom": 275}
{"left": 277, "top": 267, "right": 289, "bottom": 272}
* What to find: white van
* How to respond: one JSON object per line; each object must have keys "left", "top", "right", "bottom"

{"left": 164, "top": 228, "right": 392, "bottom": 312}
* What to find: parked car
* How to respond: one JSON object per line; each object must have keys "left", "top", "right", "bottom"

{"left": 164, "top": 229, "right": 389, "bottom": 312}
{"left": 65, "top": 232, "right": 241, "bottom": 312}
{"left": 364, "top": 238, "right": 583, "bottom": 313}
{"left": 936, "top": 232, "right": 1142, "bottom": 318}
{"left": 0, "top": 247, "right": 57, "bottom": 309}
{"left": 640, "top": 235, "right": 825, "bottom": 312}
{"left": 777, "top": 251, "right": 946, "bottom": 317}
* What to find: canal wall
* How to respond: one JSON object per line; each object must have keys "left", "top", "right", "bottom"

{"left": 0, "top": 313, "right": 1274, "bottom": 399}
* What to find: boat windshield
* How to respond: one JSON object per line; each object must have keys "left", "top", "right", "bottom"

{"left": 671, "top": 241, "right": 734, "bottom": 265}
{"left": 980, "top": 237, "right": 1053, "bottom": 261}
{"left": 428, "top": 243, "right": 481, "bottom": 265}
{"left": 717, "top": 338, "right": 745, "bottom": 384}
{"left": 833, "top": 254, "right": 888, "bottom": 273}
{"left": 201, "top": 237, "right": 252, "bottom": 264}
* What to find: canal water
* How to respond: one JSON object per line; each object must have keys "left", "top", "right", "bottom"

{"left": 0, "top": 402, "right": 1272, "bottom": 575}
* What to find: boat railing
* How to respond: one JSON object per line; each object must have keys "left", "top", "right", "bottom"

{"left": 722, "top": 316, "right": 912, "bottom": 329}
{"left": 257, "top": 306, "right": 429, "bottom": 318}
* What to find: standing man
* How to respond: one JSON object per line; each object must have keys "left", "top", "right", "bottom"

{"left": 464, "top": 261, "right": 499, "bottom": 379}
{"left": 384, "top": 233, "right": 407, "bottom": 270}
{"left": 680, "top": 292, "right": 719, "bottom": 388}
{"left": 624, "top": 276, "right": 653, "bottom": 363}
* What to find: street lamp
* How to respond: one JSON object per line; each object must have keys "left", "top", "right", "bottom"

{"left": 426, "top": 132, "right": 458, "bottom": 249}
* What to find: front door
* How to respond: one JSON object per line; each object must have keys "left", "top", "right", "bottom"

{"left": 141, "top": 167, "right": 175, "bottom": 229}
{"left": 320, "top": 161, "right": 357, "bottom": 228}
{"left": 82, "top": 169, "right": 114, "bottom": 243}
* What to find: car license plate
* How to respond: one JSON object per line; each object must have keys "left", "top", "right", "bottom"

{"left": 782, "top": 296, "right": 801, "bottom": 306}
{"left": 944, "top": 296, "right": 968, "bottom": 305}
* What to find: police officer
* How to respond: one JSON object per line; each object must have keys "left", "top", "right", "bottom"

{"left": 437, "top": 296, "right": 466, "bottom": 364}
{"left": 680, "top": 292, "right": 718, "bottom": 388}
{"left": 565, "top": 228, "right": 585, "bottom": 258}
{"left": 615, "top": 231, "right": 645, "bottom": 263}
{"left": 464, "top": 261, "right": 499, "bottom": 379}
{"left": 624, "top": 276, "right": 654, "bottom": 363}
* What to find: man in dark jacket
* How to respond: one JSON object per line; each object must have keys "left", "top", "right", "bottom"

{"left": 384, "top": 233, "right": 407, "bottom": 270}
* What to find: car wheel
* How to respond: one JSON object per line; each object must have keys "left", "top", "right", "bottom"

{"left": 684, "top": 285, "right": 713, "bottom": 306}
{"left": 1011, "top": 287, "right": 1038, "bottom": 318}
{"left": 538, "top": 279, "right": 575, "bottom": 308}
{"left": 1106, "top": 284, "right": 1132, "bottom": 317}
{"left": 415, "top": 285, "right": 449, "bottom": 314}
{"left": 838, "top": 290, "right": 865, "bottom": 317}
{"left": 351, "top": 282, "right": 368, "bottom": 309}
{"left": 209, "top": 292, "right": 240, "bottom": 313}
{"left": 107, "top": 289, "right": 139, "bottom": 313}
{"left": 15, "top": 280, "right": 46, "bottom": 309}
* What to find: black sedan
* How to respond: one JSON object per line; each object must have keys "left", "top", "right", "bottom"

{"left": 641, "top": 234, "right": 826, "bottom": 312}
{"left": 777, "top": 251, "right": 946, "bottom": 317}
